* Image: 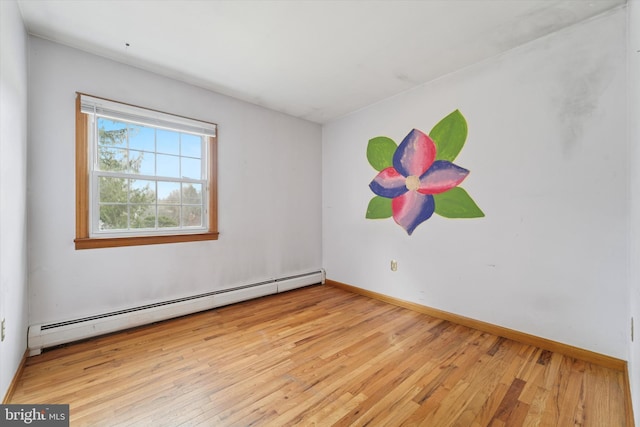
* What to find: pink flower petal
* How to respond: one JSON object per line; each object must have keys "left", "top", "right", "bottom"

{"left": 418, "top": 160, "right": 469, "bottom": 195}
{"left": 392, "top": 191, "right": 435, "bottom": 235}
{"left": 369, "top": 167, "right": 407, "bottom": 198}
{"left": 392, "top": 129, "right": 436, "bottom": 178}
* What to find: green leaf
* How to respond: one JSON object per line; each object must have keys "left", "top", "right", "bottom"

{"left": 367, "top": 137, "right": 397, "bottom": 171}
{"left": 366, "top": 196, "right": 393, "bottom": 219}
{"left": 433, "top": 187, "right": 484, "bottom": 218}
{"left": 429, "top": 110, "right": 468, "bottom": 162}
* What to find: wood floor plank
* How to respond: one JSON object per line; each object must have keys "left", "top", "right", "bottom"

{"left": 7, "top": 285, "right": 630, "bottom": 426}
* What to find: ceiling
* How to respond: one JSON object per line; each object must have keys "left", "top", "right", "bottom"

{"left": 17, "top": 0, "right": 625, "bottom": 124}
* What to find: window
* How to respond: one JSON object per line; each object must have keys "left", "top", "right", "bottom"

{"left": 75, "top": 93, "right": 218, "bottom": 249}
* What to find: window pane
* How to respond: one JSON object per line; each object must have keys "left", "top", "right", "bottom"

{"left": 98, "top": 147, "right": 128, "bottom": 172}
{"left": 129, "top": 150, "right": 155, "bottom": 176}
{"left": 129, "top": 205, "right": 156, "bottom": 229}
{"left": 158, "top": 205, "right": 180, "bottom": 228}
{"left": 130, "top": 179, "right": 156, "bottom": 203}
{"left": 157, "top": 129, "right": 179, "bottom": 155}
{"left": 99, "top": 204, "right": 128, "bottom": 230}
{"left": 98, "top": 119, "right": 127, "bottom": 148}
{"left": 157, "top": 154, "right": 180, "bottom": 178}
{"left": 181, "top": 133, "right": 202, "bottom": 158}
{"left": 182, "top": 206, "right": 202, "bottom": 227}
{"left": 181, "top": 157, "right": 201, "bottom": 179}
{"left": 128, "top": 124, "right": 155, "bottom": 152}
{"left": 182, "top": 183, "right": 202, "bottom": 205}
{"left": 99, "top": 176, "right": 128, "bottom": 203}
{"left": 158, "top": 181, "right": 180, "bottom": 204}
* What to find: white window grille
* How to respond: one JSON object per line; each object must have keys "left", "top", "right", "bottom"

{"left": 80, "top": 94, "right": 216, "bottom": 238}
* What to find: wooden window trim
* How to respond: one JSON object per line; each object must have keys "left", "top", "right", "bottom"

{"left": 74, "top": 93, "right": 219, "bottom": 250}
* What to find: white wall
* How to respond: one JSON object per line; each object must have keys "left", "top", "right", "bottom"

{"left": 323, "top": 9, "right": 628, "bottom": 358}
{"left": 27, "top": 37, "right": 322, "bottom": 325}
{"left": 628, "top": 0, "right": 640, "bottom": 423}
{"left": 0, "top": 0, "right": 29, "bottom": 399}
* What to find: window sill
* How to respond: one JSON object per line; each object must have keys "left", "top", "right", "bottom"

{"left": 74, "top": 232, "right": 219, "bottom": 250}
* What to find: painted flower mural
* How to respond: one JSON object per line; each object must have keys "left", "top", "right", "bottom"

{"left": 366, "top": 110, "right": 484, "bottom": 235}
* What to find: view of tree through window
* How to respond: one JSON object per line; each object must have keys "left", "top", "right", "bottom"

{"left": 97, "top": 118, "right": 203, "bottom": 231}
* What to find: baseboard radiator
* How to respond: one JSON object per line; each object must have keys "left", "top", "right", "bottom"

{"left": 27, "top": 270, "right": 325, "bottom": 356}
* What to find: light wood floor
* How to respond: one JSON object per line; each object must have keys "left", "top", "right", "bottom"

{"left": 9, "top": 285, "right": 629, "bottom": 426}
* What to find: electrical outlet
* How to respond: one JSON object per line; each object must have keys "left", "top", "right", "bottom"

{"left": 1, "top": 318, "right": 5, "bottom": 342}
{"left": 391, "top": 260, "right": 398, "bottom": 271}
